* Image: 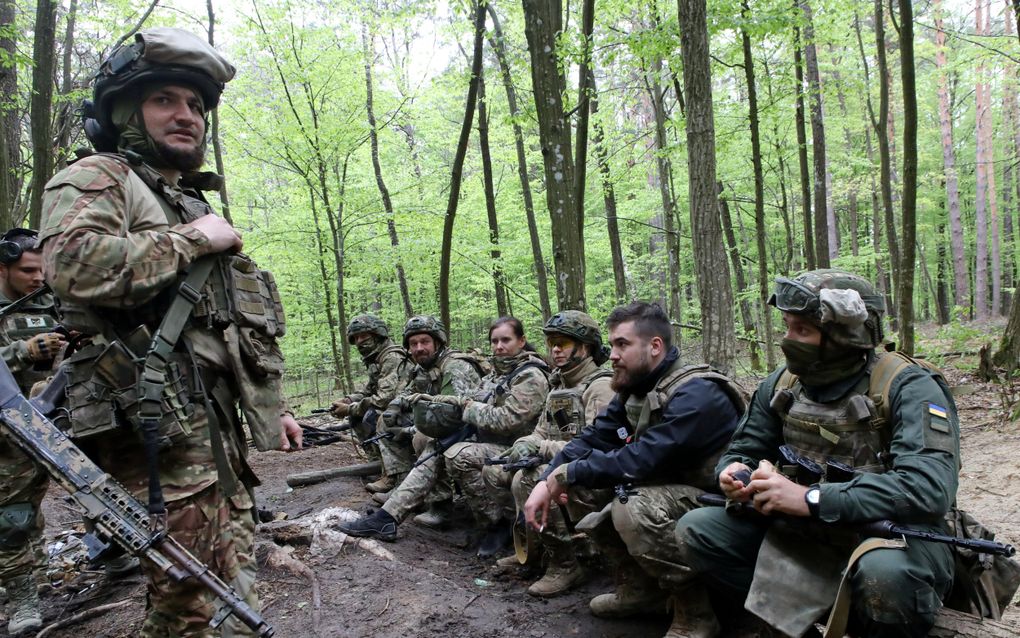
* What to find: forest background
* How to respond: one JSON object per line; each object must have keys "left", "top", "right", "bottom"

{"left": 2, "top": 0, "right": 1020, "bottom": 407}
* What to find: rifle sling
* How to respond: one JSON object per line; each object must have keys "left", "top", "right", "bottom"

{"left": 822, "top": 536, "right": 907, "bottom": 638}
{"left": 137, "top": 255, "right": 217, "bottom": 522}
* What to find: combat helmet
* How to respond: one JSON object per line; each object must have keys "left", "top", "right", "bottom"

{"left": 402, "top": 315, "right": 448, "bottom": 349}
{"left": 543, "top": 310, "right": 609, "bottom": 365}
{"left": 346, "top": 314, "right": 389, "bottom": 344}
{"left": 84, "top": 27, "right": 236, "bottom": 152}
{"left": 769, "top": 269, "right": 885, "bottom": 350}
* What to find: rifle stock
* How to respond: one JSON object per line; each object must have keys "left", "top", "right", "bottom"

{"left": 0, "top": 361, "right": 274, "bottom": 636}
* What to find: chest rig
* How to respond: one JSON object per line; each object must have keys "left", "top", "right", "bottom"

{"left": 544, "top": 368, "right": 611, "bottom": 440}
{"left": 364, "top": 344, "right": 407, "bottom": 393}
{"left": 0, "top": 295, "right": 58, "bottom": 390}
{"left": 622, "top": 361, "right": 747, "bottom": 491}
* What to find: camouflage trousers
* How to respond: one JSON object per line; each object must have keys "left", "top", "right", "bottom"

{"left": 140, "top": 484, "right": 258, "bottom": 638}
{"left": 375, "top": 419, "right": 415, "bottom": 478}
{"left": 382, "top": 433, "right": 453, "bottom": 522}
{"left": 445, "top": 442, "right": 507, "bottom": 526}
{"left": 0, "top": 442, "right": 48, "bottom": 583}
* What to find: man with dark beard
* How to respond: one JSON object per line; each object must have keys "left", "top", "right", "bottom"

{"left": 523, "top": 302, "right": 744, "bottom": 638}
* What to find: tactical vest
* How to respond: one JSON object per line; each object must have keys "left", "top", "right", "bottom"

{"left": 475, "top": 355, "right": 549, "bottom": 445}
{"left": 771, "top": 351, "right": 952, "bottom": 477}
{"left": 364, "top": 343, "right": 410, "bottom": 393}
{"left": 0, "top": 295, "right": 59, "bottom": 392}
{"left": 544, "top": 367, "right": 612, "bottom": 440}
{"left": 623, "top": 360, "right": 748, "bottom": 491}
{"left": 412, "top": 349, "right": 487, "bottom": 395}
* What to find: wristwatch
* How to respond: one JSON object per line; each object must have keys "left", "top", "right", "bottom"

{"left": 805, "top": 485, "right": 821, "bottom": 518}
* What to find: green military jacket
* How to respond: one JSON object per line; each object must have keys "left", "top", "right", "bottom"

{"left": 462, "top": 351, "right": 550, "bottom": 445}
{"left": 347, "top": 340, "right": 412, "bottom": 418}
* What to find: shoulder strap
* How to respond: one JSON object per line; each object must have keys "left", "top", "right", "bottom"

{"left": 867, "top": 351, "right": 949, "bottom": 424}
{"left": 654, "top": 363, "right": 748, "bottom": 415}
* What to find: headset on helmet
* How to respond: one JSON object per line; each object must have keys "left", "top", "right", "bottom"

{"left": 0, "top": 229, "right": 39, "bottom": 265}
{"left": 84, "top": 27, "right": 236, "bottom": 152}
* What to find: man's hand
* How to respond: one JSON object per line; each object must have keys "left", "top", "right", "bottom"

{"left": 383, "top": 425, "right": 414, "bottom": 444}
{"left": 503, "top": 439, "right": 539, "bottom": 462}
{"left": 279, "top": 414, "right": 303, "bottom": 451}
{"left": 524, "top": 480, "right": 553, "bottom": 532}
{"left": 330, "top": 399, "right": 351, "bottom": 418}
{"left": 190, "top": 215, "right": 243, "bottom": 253}
{"left": 405, "top": 393, "right": 434, "bottom": 405}
{"left": 25, "top": 332, "right": 66, "bottom": 361}
{"left": 428, "top": 394, "right": 467, "bottom": 408}
{"left": 719, "top": 461, "right": 754, "bottom": 503}
{"left": 746, "top": 460, "right": 809, "bottom": 517}
{"left": 546, "top": 464, "right": 570, "bottom": 505}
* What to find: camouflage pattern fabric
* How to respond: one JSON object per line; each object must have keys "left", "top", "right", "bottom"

{"left": 139, "top": 484, "right": 257, "bottom": 637}
{"left": 346, "top": 341, "right": 412, "bottom": 419}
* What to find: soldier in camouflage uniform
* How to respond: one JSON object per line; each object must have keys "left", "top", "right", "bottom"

{"left": 677, "top": 270, "right": 959, "bottom": 638}
{"left": 338, "top": 315, "right": 482, "bottom": 540}
{"left": 329, "top": 314, "right": 412, "bottom": 490}
{"left": 0, "top": 228, "right": 63, "bottom": 634}
{"left": 524, "top": 302, "right": 743, "bottom": 638}
{"left": 482, "top": 310, "right": 614, "bottom": 596}
{"left": 436, "top": 317, "right": 549, "bottom": 558}
{"left": 38, "top": 27, "right": 301, "bottom": 637}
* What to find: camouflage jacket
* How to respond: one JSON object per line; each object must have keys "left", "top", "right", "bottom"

{"left": 0, "top": 290, "right": 59, "bottom": 393}
{"left": 513, "top": 357, "right": 614, "bottom": 460}
{"left": 347, "top": 340, "right": 412, "bottom": 418}
{"left": 38, "top": 154, "right": 254, "bottom": 504}
{"left": 462, "top": 351, "right": 549, "bottom": 444}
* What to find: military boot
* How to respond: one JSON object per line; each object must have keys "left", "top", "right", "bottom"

{"left": 527, "top": 542, "right": 587, "bottom": 598}
{"left": 371, "top": 490, "right": 390, "bottom": 506}
{"left": 5, "top": 575, "right": 41, "bottom": 635}
{"left": 366, "top": 473, "right": 402, "bottom": 494}
{"left": 663, "top": 591, "right": 720, "bottom": 638}
{"left": 412, "top": 500, "right": 452, "bottom": 530}
{"left": 589, "top": 563, "right": 667, "bottom": 618}
{"left": 476, "top": 520, "right": 513, "bottom": 559}
{"left": 336, "top": 509, "right": 398, "bottom": 542}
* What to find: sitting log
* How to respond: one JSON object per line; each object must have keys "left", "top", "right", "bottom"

{"left": 928, "top": 607, "right": 1020, "bottom": 637}
{"left": 285, "top": 461, "right": 382, "bottom": 487}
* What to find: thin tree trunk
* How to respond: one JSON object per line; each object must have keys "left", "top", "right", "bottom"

{"left": 522, "top": 0, "right": 586, "bottom": 310}
{"left": 591, "top": 83, "right": 628, "bottom": 302}
{"left": 897, "top": 0, "right": 919, "bottom": 354}
{"left": 974, "top": 0, "right": 990, "bottom": 320}
{"left": 206, "top": 0, "right": 232, "bottom": 223}
{"left": 309, "top": 196, "right": 343, "bottom": 384}
{"left": 741, "top": 0, "right": 776, "bottom": 368}
{"left": 54, "top": 0, "right": 77, "bottom": 170}
{"left": 0, "top": 0, "right": 16, "bottom": 227}
{"left": 363, "top": 24, "right": 413, "bottom": 319}
{"left": 994, "top": 291, "right": 1020, "bottom": 371}
{"left": 800, "top": 0, "right": 831, "bottom": 266}
{"left": 677, "top": 0, "right": 736, "bottom": 373}
{"left": 329, "top": 158, "right": 353, "bottom": 391}
{"left": 793, "top": 21, "right": 815, "bottom": 270}
{"left": 828, "top": 49, "right": 859, "bottom": 257}
{"left": 486, "top": 3, "right": 552, "bottom": 319}
{"left": 476, "top": 72, "right": 509, "bottom": 316}
{"left": 719, "top": 183, "right": 762, "bottom": 371}
{"left": 980, "top": 0, "right": 1002, "bottom": 316}
{"left": 763, "top": 58, "right": 795, "bottom": 273}
{"left": 439, "top": 0, "right": 485, "bottom": 328}
{"left": 874, "top": 0, "right": 901, "bottom": 317}
{"left": 1004, "top": 1, "right": 1019, "bottom": 311}
{"left": 572, "top": 0, "right": 594, "bottom": 232}
{"left": 28, "top": 0, "right": 58, "bottom": 229}
{"left": 936, "top": 208, "right": 951, "bottom": 325}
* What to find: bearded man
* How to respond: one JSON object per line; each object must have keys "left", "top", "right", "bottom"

{"left": 523, "top": 301, "right": 744, "bottom": 638}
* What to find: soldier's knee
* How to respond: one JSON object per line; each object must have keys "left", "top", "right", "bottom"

{"left": 852, "top": 550, "right": 940, "bottom": 627}
{"left": 674, "top": 507, "right": 724, "bottom": 566}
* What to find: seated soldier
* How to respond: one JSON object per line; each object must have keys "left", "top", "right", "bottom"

{"left": 338, "top": 315, "right": 482, "bottom": 539}
{"left": 676, "top": 270, "right": 960, "bottom": 638}
{"left": 482, "top": 310, "right": 614, "bottom": 596}
{"left": 436, "top": 317, "right": 549, "bottom": 558}
{"left": 330, "top": 314, "right": 412, "bottom": 493}
{"left": 524, "top": 302, "right": 744, "bottom": 638}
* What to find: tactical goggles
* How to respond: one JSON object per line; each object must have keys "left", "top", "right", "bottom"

{"left": 769, "top": 277, "right": 820, "bottom": 314}
{"left": 545, "top": 335, "right": 577, "bottom": 350}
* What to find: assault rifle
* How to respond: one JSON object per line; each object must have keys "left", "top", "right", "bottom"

{"left": 0, "top": 361, "right": 274, "bottom": 636}
{"left": 484, "top": 455, "right": 542, "bottom": 472}
{"left": 300, "top": 423, "right": 353, "bottom": 447}
{"left": 413, "top": 424, "right": 477, "bottom": 468}
{"left": 362, "top": 430, "right": 394, "bottom": 446}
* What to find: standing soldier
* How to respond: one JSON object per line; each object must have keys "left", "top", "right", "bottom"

{"left": 677, "top": 270, "right": 960, "bottom": 638}
{"left": 39, "top": 27, "right": 301, "bottom": 636}
{"left": 330, "top": 313, "right": 413, "bottom": 493}
{"left": 0, "top": 228, "right": 64, "bottom": 634}
{"left": 483, "top": 310, "right": 614, "bottom": 596}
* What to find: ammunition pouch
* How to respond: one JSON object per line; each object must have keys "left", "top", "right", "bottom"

{"left": 0, "top": 503, "right": 37, "bottom": 550}
{"left": 414, "top": 401, "right": 463, "bottom": 439}
{"left": 195, "top": 254, "right": 286, "bottom": 339}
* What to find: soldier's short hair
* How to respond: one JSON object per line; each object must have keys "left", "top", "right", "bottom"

{"left": 606, "top": 301, "right": 672, "bottom": 348}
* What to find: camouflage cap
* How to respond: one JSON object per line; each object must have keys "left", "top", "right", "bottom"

{"left": 402, "top": 315, "right": 447, "bottom": 349}
{"left": 769, "top": 269, "right": 885, "bottom": 349}
{"left": 346, "top": 314, "right": 389, "bottom": 344}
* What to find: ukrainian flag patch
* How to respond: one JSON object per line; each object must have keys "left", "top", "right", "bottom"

{"left": 928, "top": 403, "right": 948, "bottom": 419}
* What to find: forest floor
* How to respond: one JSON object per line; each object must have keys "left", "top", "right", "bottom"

{"left": 6, "top": 323, "right": 1020, "bottom": 638}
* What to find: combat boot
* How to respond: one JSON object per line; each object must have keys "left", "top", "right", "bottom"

{"left": 527, "top": 540, "right": 587, "bottom": 597}
{"left": 589, "top": 564, "right": 667, "bottom": 618}
{"left": 476, "top": 520, "right": 513, "bottom": 559}
{"left": 371, "top": 490, "right": 390, "bottom": 505}
{"left": 412, "top": 500, "right": 452, "bottom": 530}
{"left": 5, "top": 575, "right": 41, "bottom": 635}
{"left": 366, "top": 473, "right": 402, "bottom": 494}
{"left": 337, "top": 508, "right": 398, "bottom": 542}
{"left": 494, "top": 554, "right": 522, "bottom": 569}
{"left": 663, "top": 591, "right": 720, "bottom": 638}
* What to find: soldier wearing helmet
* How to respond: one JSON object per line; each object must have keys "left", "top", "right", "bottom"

{"left": 339, "top": 315, "right": 482, "bottom": 538}
{"left": 678, "top": 270, "right": 960, "bottom": 638}
{"left": 478, "top": 310, "right": 615, "bottom": 597}
{"left": 38, "top": 27, "right": 301, "bottom": 636}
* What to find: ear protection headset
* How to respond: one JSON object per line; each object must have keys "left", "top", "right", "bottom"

{"left": 0, "top": 228, "right": 39, "bottom": 265}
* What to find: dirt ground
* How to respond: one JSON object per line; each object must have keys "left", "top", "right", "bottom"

{"left": 5, "top": 355, "right": 1020, "bottom": 638}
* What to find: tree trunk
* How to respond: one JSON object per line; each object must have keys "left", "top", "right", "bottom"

{"left": 828, "top": 48, "right": 860, "bottom": 257}
{"left": 591, "top": 82, "right": 628, "bottom": 303}
{"left": 800, "top": 0, "right": 831, "bottom": 267}
{"left": 573, "top": 0, "right": 594, "bottom": 231}
{"left": 936, "top": 215, "right": 951, "bottom": 325}
{"left": 741, "top": 1, "right": 776, "bottom": 368}
{"left": 522, "top": 0, "right": 586, "bottom": 310}
{"left": 1004, "top": 1, "right": 1019, "bottom": 311}
{"left": 363, "top": 25, "right": 413, "bottom": 319}
{"left": 763, "top": 58, "right": 795, "bottom": 273}
{"left": 438, "top": 0, "right": 485, "bottom": 328}
{"left": 974, "top": 0, "right": 990, "bottom": 320}
{"left": 328, "top": 158, "right": 353, "bottom": 391}
{"left": 486, "top": 3, "right": 552, "bottom": 319}
{"left": 476, "top": 72, "right": 509, "bottom": 316}
{"left": 874, "top": 0, "right": 901, "bottom": 316}
{"left": 206, "top": 0, "right": 232, "bottom": 223}
{"left": 53, "top": 0, "right": 77, "bottom": 170}
{"left": 897, "top": 0, "right": 918, "bottom": 354}
{"left": 0, "top": 0, "right": 16, "bottom": 227}
{"left": 935, "top": 0, "right": 968, "bottom": 311}
{"left": 309, "top": 196, "right": 343, "bottom": 385}
{"left": 677, "top": 0, "right": 736, "bottom": 373}
{"left": 929, "top": 607, "right": 1020, "bottom": 636}
{"left": 719, "top": 183, "right": 761, "bottom": 371}
{"left": 994, "top": 288, "right": 1020, "bottom": 371}
{"left": 980, "top": 0, "right": 1002, "bottom": 316}
{"left": 28, "top": 0, "right": 58, "bottom": 229}
{"left": 793, "top": 22, "right": 815, "bottom": 270}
